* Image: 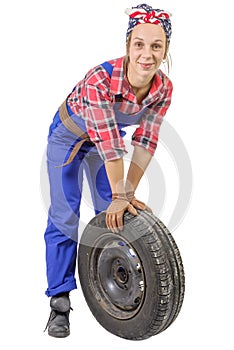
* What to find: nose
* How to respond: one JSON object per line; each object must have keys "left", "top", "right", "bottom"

{"left": 141, "top": 45, "right": 153, "bottom": 59}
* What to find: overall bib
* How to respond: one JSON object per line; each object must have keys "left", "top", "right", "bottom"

{"left": 44, "top": 62, "right": 146, "bottom": 297}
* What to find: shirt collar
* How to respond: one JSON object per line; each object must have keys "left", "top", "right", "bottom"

{"left": 145, "top": 71, "right": 165, "bottom": 105}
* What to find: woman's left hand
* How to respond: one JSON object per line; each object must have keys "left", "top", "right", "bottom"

{"left": 127, "top": 191, "right": 153, "bottom": 213}
{"left": 130, "top": 197, "right": 153, "bottom": 213}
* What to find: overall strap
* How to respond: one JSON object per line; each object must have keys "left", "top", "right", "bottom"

{"left": 101, "top": 61, "right": 114, "bottom": 77}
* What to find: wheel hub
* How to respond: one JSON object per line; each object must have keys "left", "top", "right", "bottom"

{"left": 114, "top": 263, "right": 129, "bottom": 286}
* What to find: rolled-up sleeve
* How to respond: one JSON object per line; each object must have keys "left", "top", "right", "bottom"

{"left": 131, "top": 79, "right": 173, "bottom": 155}
{"left": 84, "top": 71, "right": 127, "bottom": 161}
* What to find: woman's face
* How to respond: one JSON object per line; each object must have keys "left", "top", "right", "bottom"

{"left": 127, "top": 23, "right": 167, "bottom": 81}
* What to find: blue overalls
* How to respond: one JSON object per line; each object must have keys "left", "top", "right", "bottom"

{"left": 44, "top": 62, "right": 146, "bottom": 297}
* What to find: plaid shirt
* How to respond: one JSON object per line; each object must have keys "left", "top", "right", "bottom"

{"left": 67, "top": 56, "right": 173, "bottom": 161}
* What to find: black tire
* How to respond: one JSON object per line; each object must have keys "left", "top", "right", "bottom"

{"left": 78, "top": 210, "right": 185, "bottom": 340}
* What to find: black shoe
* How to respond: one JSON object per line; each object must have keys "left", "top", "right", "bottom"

{"left": 44, "top": 292, "right": 72, "bottom": 338}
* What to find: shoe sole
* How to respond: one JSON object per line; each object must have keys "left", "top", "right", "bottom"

{"left": 48, "top": 330, "right": 70, "bottom": 338}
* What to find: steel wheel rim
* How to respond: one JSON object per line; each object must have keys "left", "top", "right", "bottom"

{"left": 89, "top": 233, "right": 146, "bottom": 320}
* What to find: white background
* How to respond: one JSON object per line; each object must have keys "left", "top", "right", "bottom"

{"left": 1, "top": 0, "right": 233, "bottom": 349}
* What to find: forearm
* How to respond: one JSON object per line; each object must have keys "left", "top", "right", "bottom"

{"left": 104, "top": 146, "right": 152, "bottom": 196}
{"left": 104, "top": 148, "right": 152, "bottom": 232}
{"left": 104, "top": 158, "right": 125, "bottom": 195}
{"left": 105, "top": 158, "right": 138, "bottom": 232}
{"left": 126, "top": 146, "right": 152, "bottom": 193}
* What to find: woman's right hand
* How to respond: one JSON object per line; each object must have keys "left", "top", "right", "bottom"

{"left": 106, "top": 198, "right": 138, "bottom": 233}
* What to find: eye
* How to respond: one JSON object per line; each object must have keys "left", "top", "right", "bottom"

{"left": 152, "top": 43, "right": 163, "bottom": 51}
{"left": 135, "top": 42, "right": 144, "bottom": 48}
{"left": 152, "top": 44, "right": 160, "bottom": 50}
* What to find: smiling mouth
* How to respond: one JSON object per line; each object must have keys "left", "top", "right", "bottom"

{"left": 138, "top": 63, "right": 154, "bottom": 70}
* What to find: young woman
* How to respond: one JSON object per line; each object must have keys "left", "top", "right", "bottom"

{"left": 44, "top": 3, "right": 173, "bottom": 338}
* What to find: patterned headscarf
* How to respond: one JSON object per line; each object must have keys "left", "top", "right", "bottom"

{"left": 125, "top": 3, "right": 172, "bottom": 43}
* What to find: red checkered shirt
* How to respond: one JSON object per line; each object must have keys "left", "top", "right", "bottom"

{"left": 67, "top": 56, "right": 173, "bottom": 161}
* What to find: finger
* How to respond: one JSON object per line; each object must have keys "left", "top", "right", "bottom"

{"left": 116, "top": 212, "right": 124, "bottom": 231}
{"left": 109, "top": 214, "right": 119, "bottom": 233}
{"left": 145, "top": 205, "right": 153, "bottom": 213}
{"left": 106, "top": 213, "right": 112, "bottom": 231}
{"left": 127, "top": 204, "right": 138, "bottom": 216}
{"left": 132, "top": 199, "right": 146, "bottom": 210}
{"left": 106, "top": 213, "right": 116, "bottom": 233}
